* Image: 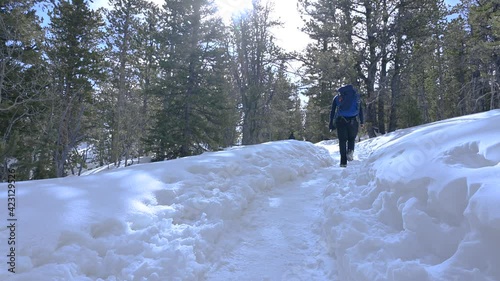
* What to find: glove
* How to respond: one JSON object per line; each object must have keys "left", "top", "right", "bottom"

{"left": 329, "top": 121, "right": 336, "bottom": 131}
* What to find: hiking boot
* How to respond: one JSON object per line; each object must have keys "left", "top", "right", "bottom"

{"left": 347, "top": 150, "right": 354, "bottom": 161}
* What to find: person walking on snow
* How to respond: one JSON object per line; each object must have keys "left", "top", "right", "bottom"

{"left": 329, "top": 84, "right": 364, "bottom": 167}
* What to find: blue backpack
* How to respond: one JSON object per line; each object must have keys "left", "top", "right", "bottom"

{"left": 336, "top": 85, "right": 360, "bottom": 118}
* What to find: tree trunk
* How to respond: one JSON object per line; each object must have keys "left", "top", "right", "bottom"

{"left": 378, "top": 50, "right": 388, "bottom": 134}
{"left": 111, "top": 3, "right": 132, "bottom": 166}
{"left": 389, "top": 36, "right": 403, "bottom": 132}
{"left": 419, "top": 68, "right": 429, "bottom": 123}
{"left": 436, "top": 37, "right": 445, "bottom": 120}
{"left": 491, "top": 74, "right": 497, "bottom": 110}
{"left": 242, "top": 97, "right": 258, "bottom": 145}
{"left": 363, "top": 0, "right": 378, "bottom": 137}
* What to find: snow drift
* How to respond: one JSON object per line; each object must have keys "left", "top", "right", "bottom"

{"left": 320, "top": 110, "right": 500, "bottom": 281}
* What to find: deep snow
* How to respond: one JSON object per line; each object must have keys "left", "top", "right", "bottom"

{"left": 1, "top": 110, "right": 499, "bottom": 281}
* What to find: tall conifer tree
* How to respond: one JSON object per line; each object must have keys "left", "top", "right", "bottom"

{"left": 228, "top": 0, "right": 288, "bottom": 145}
{"left": 147, "top": 0, "right": 237, "bottom": 159}
{"left": 0, "top": 0, "right": 46, "bottom": 180}
{"left": 103, "top": 0, "right": 149, "bottom": 167}
{"left": 45, "top": 0, "right": 104, "bottom": 177}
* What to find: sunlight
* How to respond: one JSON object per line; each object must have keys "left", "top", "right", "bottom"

{"left": 215, "top": 0, "right": 253, "bottom": 21}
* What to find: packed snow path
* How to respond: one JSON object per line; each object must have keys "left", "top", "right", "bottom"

{"left": 205, "top": 169, "right": 337, "bottom": 280}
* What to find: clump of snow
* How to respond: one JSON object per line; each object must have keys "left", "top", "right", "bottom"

{"left": 319, "top": 110, "right": 500, "bottom": 281}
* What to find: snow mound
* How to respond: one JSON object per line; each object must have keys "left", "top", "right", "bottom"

{"left": 322, "top": 110, "right": 500, "bottom": 281}
{"left": 0, "top": 140, "right": 333, "bottom": 281}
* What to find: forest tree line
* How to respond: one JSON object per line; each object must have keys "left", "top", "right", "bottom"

{"left": 1, "top": 0, "right": 498, "bottom": 181}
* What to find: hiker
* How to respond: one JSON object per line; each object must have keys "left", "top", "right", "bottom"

{"left": 328, "top": 84, "right": 364, "bottom": 167}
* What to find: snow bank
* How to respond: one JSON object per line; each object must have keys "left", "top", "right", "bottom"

{"left": 322, "top": 110, "right": 500, "bottom": 281}
{"left": 0, "top": 140, "right": 333, "bottom": 281}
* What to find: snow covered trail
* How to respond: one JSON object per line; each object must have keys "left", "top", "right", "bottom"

{"left": 205, "top": 167, "right": 338, "bottom": 281}
{"left": 2, "top": 110, "right": 499, "bottom": 281}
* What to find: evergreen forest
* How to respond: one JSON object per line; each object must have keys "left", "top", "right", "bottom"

{"left": 1, "top": 0, "right": 498, "bottom": 180}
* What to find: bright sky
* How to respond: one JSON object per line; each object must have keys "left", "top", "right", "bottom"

{"left": 215, "top": 0, "right": 253, "bottom": 19}
{"left": 214, "top": 0, "right": 310, "bottom": 52}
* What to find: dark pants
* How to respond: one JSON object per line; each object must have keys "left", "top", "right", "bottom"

{"left": 336, "top": 116, "right": 359, "bottom": 165}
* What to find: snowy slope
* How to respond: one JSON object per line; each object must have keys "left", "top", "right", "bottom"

{"left": 318, "top": 110, "right": 500, "bottom": 281}
{"left": 1, "top": 110, "right": 499, "bottom": 281}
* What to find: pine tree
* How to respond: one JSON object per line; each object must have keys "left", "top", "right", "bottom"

{"left": 298, "top": 0, "right": 346, "bottom": 141}
{"left": 45, "top": 0, "right": 105, "bottom": 177}
{"left": 103, "top": 0, "right": 149, "bottom": 167}
{"left": 134, "top": 2, "right": 162, "bottom": 162}
{"left": 0, "top": 0, "right": 46, "bottom": 180}
{"left": 462, "top": 0, "right": 499, "bottom": 112}
{"left": 229, "top": 0, "right": 287, "bottom": 145}
{"left": 147, "top": 0, "right": 237, "bottom": 159}
{"left": 260, "top": 61, "right": 303, "bottom": 141}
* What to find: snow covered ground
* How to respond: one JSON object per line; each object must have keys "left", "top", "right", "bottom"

{"left": 1, "top": 110, "right": 499, "bottom": 281}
